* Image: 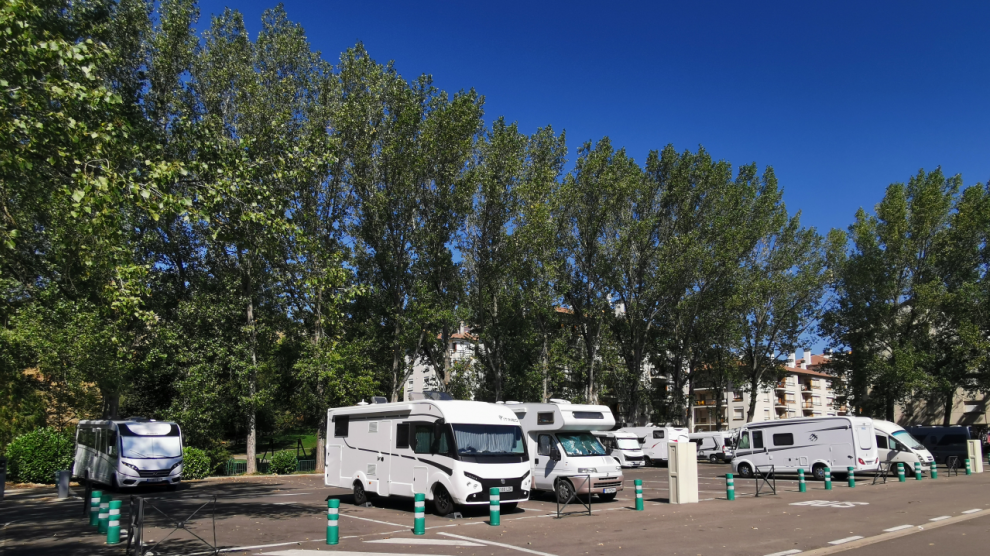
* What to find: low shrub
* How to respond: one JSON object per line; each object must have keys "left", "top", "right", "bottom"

{"left": 269, "top": 450, "right": 297, "bottom": 475}
{"left": 205, "top": 444, "right": 231, "bottom": 476}
{"left": 182, "top": 447, "right": 211, "bottom": 480}
{"left": 5, "top": 427, "right": 74, "bottom": 484}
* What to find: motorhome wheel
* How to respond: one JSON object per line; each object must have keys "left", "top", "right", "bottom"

{"left": 432, "top": 484, "right": 455, "bottom": 516}
{"left": 737, "top": 462, "right": 754, "bottom": 478}
{"left": 644, "top": 456, "right": 653, "bottom": 466}
{"left": 709, "top": 454, "right": 718, "bottom": 464}
{"left": 812, "top": 463, "right": 826, "bottom": 481}
{"left": 352, "top": 481, "right": 368, "bottom": 506}
{"left": 555, "top": 478, "right": 575, "bottom": 504}
{"left": 598, "top": 492, "right": 617, "bottom": 502}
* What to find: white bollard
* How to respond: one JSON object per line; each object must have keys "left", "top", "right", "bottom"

{"left": 966, "top": 440, "right": 983, "bottom": 473}
{"left": 668, "top": 441, "right": 698, "bottom": 504}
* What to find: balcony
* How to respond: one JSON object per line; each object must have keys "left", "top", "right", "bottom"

{"left": 802, "top": 402, "right": 814, "bottom": 409}
{"left": 800, "top": 383, "right": 811, "bottom": 391}
{"left": 775, "top": 382, "right": 788, "bottom": 390}
{"left": 774, "top": 399, "right": 786, "bottom": 408}
{"left": 694, "top": 399, "right": 712, "bottom": 406}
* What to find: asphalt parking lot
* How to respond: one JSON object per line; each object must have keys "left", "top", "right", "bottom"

{"left": 3, "top": 461, "right": 989, "bottom": 556}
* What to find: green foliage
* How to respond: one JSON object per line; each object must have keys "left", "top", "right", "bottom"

{"left": 5, "top": 427, "right": 74, "bottom": 484}
{"left": 269, "top": 450, "right": 298, "bottom": 475}
{"left": 181, "top": 447, "right": 211, "bottom": 480}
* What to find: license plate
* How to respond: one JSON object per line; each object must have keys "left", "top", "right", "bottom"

{"left": 602, "top": 487, "right": 616, "bottom": 494}
{"left": 497, "top": 486, "right": 513, "bottom": 492}
{"left": 145, "top": 477, "right": 163, "bottom": 482}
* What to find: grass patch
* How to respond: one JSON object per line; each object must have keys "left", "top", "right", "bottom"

{"left": 226, "top": 429, "right": 319, "bottom": 459}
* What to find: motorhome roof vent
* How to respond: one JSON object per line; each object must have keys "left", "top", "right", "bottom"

{"left": 549, "top": 398, "right": 570, "bottom": 405}
{"left": 356, "top": 399, "right": 369, "bottom": 406}
{"left": 125, "top": 416, "right": 149, "bottom": 421}
{"left": 371, "top": 396, "right": 388, "bottom": 404}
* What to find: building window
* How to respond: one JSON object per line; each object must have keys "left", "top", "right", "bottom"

{"left": 763, "top": 393, "right": 770, "bottom": 403}
{"left": 732, "top": 392, "right": 743, "bottom": 402}
{"left": 733, "top": 407, "right": 744, "bottom": 419}
{"left": 764, "top": 409, "right": 771, "bottom": 421}
{"left": 964, "top": 402, "right": 983, "bottom": 414}
{"left": 785, "top": 393, "right": 796, "bottom": 403}
{"left": 696, "top": 411, "right": 708, "bottom": 424}
{"left": 813, "top": 396, "right": 821, "bottom": 406}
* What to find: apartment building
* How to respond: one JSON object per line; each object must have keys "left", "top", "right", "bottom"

{"left": 402, "top": 326, "right": 476, "bottom": 401}
{"left": 689, "top": 350, "right": 839, "bottom": 432}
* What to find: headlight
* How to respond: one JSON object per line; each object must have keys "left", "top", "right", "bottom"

{"left": 577, "top": 467, "right": 597, "bottom": 474}
{"left": 464, "top": 471, "right": 483, "bottom": 482}
{"left": 615, "top": 466, "right": 621, "bottom": 472}
{"left": 122, "top": 462, "right": 140, "bottom": 472}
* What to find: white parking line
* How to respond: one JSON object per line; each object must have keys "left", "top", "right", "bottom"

{"left": 764, "top": 550, "right": 802, "bottom": 556}
{"left": 929, "top": 516, "right": 951, "bottom": 522}
{"left": 367, "top": 538, "right": 484, "bottom": 546}
{"left": 439, "top": 532, "right": 558, "bottom": 556}
{"left": 883, "top": 525, "right": 914, "bottom": 532}
{"left": 339, "top": 514, "right": 408, "bottom": 528}
{"left": 962, "top": 509, "right": 982, "bottom": 514}
{"left": 828, "top": 536, "right": 864, "bottom": 545}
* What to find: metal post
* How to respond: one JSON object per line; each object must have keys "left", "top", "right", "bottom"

{"left": 930, "top": 461, "right": 938, "bottom": 479}
{"left": 90, "top": 490, "right": 103, "bottom": 526}
{"left": 82, "top": 471, "right": 92, "bottom": 517}
{"left": 915, "top": 461, "right": 923, "bottom": 480}
{"left": 725, "top": 474, "right": 735, "bottom": 501}
{"left": 635, "top": 479, "right": 644, "bottom": 510}
{"left": 326, "top": 498, "right": 339, "bottom": 545}
{"left": 798, "top": 468, "right": 806, "bottom": 493}
{"left": 824, "top": 467, "right": 832, "bottom": 490}
{"left": 847, "top": 467, "right": 855, "bottom": 488}
{"left": 107, "top": 500, "right": 122, "bottom": 545}
{"left": 413, "top": 493, "right": 426, "bottom": 535}
{"left": 897, "top": 463, "right": 905, "bottom": 482}
{"left": 98, "top": 493, "right": 111, "bottom": 533}
{"left": 489, "top": 487, "right": 500, "bottom": 526}
{"left": 56, "top": 470, "right": 70, "bottom": 499}
{"left": 966, "top": 458, "right": 973, "bottom": 475}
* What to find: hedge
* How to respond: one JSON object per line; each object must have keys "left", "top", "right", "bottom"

{"left": 269, "top": 450, "right": 298, "bottom": 475}
{"left": 182, "top": 447, "right": 211, "bottom": 480}
{"left": 5, "top": 427, "right": 74, "bottom": 484}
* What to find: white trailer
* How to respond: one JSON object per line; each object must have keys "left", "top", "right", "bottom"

{"left": 593, "top": 430, "right": 647, "bottom": 468}
{"left": 731, "top": 416, "right": 879, "bottom": 480}
{"left": 325, "top": 398, "right": 531, "bottom": 515}
{"left": 618, "top": 426, "right": 689, "bottom": 465}
{"left": 72, "top": 419, "right": 184, "bottom": 490}
{"left": 506, "top": 401, "right": 624, "bottom": 503}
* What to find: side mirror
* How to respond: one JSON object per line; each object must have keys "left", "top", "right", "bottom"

{"left": 550, "top": 445, "right": 561, "bottom": 462}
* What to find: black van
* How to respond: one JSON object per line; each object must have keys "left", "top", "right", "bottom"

{"left": 904, "top": 426, "right": 973, "bottom": 464}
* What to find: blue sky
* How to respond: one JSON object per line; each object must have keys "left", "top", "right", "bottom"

{"left": 196, "top": 0, "right": 989, "bottom": 351}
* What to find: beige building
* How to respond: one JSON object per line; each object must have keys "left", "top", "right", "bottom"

{"left": 689, "top": 351, "right": 840, "bottom": 432}
{"left": 895, "top": 388, "right": 990, "bottom": 427}
{"left": 403, "top": 327, "right": 476, "bottom": 401}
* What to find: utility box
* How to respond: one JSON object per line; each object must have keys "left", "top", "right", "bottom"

{"left": 967, "top": 440, "right": 983, "bottom": 473}
{"left": 668, "top": 441, "right": 698, "bottom": 504}
{"left": 56, "top": 470, "right": 71, "bottom": 499}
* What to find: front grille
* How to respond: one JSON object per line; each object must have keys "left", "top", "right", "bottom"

{"left": 138, "top": 469, "right": 171, "bottom": 478}
{"left": 624, "top": 455, "right": 644, "bottom": 462}
{"left": 594, "top": 480, "right": 623, "bottom": 488}
{"left": 465, "top": 475, "right": 528, "bottom": 502}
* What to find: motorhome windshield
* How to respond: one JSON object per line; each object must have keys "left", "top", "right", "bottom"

{"left": 892, "top": 430, "right": 925, "bottom": 450}
{"left": 615, "top": 438, "right": 640, "bottom": 450}
{"left": 558, "top": 433, "right": 607, "bottom": 456}
{"left": 452, "top": 424, "right": 525, "bottom": 456}
{"left": 119, "top": 424, "right": 182, "bottom": 459}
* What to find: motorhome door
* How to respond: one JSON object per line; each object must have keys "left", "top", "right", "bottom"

{"left": 534, "top": 434, "right": 557, "bottom": 490}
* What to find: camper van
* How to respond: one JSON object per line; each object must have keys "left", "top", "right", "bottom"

{"left": 325, "top": 396, "right": 531, "bottom": 516}
{"left": 731, "top": 416, "right": 879, "bottom": 480}
{"left": 688, "top": 431, "right": 734, "bottom": 463}
{"left": 72, "top": 419, "right": 184, "bottom": 490}
{"left": 593, "top": 431, "right": 647, "bottom": 468}
{"left": 873, "top": 420, "right": 933, "bottom": 475}
{"left": 618, "top": 426, "right": 690, "bottom": 465}
{"left": 506, "top": 401, "right": 624, "bottom": 503}
{"left": 904, "top": 426, "right": 974, "bottom": 464}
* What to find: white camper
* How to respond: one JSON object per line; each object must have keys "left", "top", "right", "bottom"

{"left": 618, "top": 426, "right": 690, "bottom": 465}
{"left": 593, "top": 430, "right": 647, "bottom": 468}
{"left": 507, "top": 401, "right": 624, "bottom": 503}
{"left": 325, "top": 397, "right": 531, "bottom": 516}
{"left": 873, "top": 420, "right": 934, "bottom": 475}
{"left": 688, "top": 431, "right": 734, "bottom": 463}
{"left": 72, "top": 419, "right": 184, "bottom": 490}
{"left": 731, "top": 416, "right": 879, "bottom": 480}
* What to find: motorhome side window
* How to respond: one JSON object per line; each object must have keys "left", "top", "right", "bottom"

{"left": 333, "top": 416, "right": 349, "bottom": 437}
{"left": 572, "top": 411, "right": 603, "bottom": 419}
{"left": 106, "top": 430, "right": 118, "bottom": 455}
{"left": 413, "top": 425, "right": 432, "bottom": 454}
{"left": 752, "top": 431, "right": 764, "bottom": 449}
{"left": 538, "top": 434, "right": 554, "bottom": 456}
{"left": 876, "top": 435, "right": 888, "bottom": 449}
{"left": 653, "top": 430, "right": 664, "bottom": 439}
{"left": 738, "top": 432, "right": 750, "bottom": 450}
{"left": 396, "top": 423, "right": 410, "bottom": 449}
{"left": 772, "top": 433, "right": 793, "bottom": 446}
{"left": 537, "top": 412, "right": 554, "bottom": 425}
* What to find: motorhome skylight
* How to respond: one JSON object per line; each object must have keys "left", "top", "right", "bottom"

{"left": 572, "top": 411, "right": 604, "bottom": 419}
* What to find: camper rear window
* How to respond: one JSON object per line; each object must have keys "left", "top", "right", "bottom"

{"left": 572, "top": 412, "right": 604, "bottom": 419}
{"left": 772, "top": 433, "right": 794, "bottom": 446}
{"left": 334, "top": 416, "right": 349, "bottom": 437}
{"left": 653, "top": 430, "right": 665, "bottom": 439}
{"left": 537, "top": 412, "right": 554, "bottom": 425}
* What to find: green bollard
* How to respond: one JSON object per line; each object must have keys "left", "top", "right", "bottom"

{"left": 966, "top": 459, "right": 973, "bottom": 475}
{"left": 798, "top": 468, "right": 806, "bottom": 493}
{"left": 489, "top": 487, "right": 501, "bottom": 526}
{"left": 106, "top": 500, "right": 122, "bottom": 545}
{"left": 89, "top": 490, "right": 102, "bottom": 527}
{"left": 413, "top": 493, "right": 426, "bottom": 535}
{"left": 930, "top": 461, "right": 938, "bottom": 479}
{"left": 326, "top": 498, "right": 339, "bottom": 545}
{"left": 824, "top": 467, "right": 832, "bottom": 490}
{"left": 847, "top": 467, "right": 855, "bottom": 488}
{"left": 915, "top": 461, "right": 923, "bottom": 480}
{"left": 897, "top": 462, "right": 905, "bottom": 482}
{"left": 97, "top": 493, "right": 111, "bottom": 534}
{"left": 635, "top": 479, "right": 644, "bottom": 510}
{"left": 726, "top": 474, "right": 735, "bottom": 500}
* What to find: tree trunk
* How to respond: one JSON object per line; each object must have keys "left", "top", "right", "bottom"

{"left": 244, "top": 254, "right": 258, "bottom": 475}
{"left": 102, "top": 393, "right": 120, "bottom": 420}
{"left": 541, "top": 336, "right": 549, "bottom": 402}
{"left": 390, "top": 320, "right": 402, "bottom": 402}
{"left": 942, "top": 390, "right": 955, "bottom": 427}
{"left": 885, "top": 395, "right": 895, "bottom": 422}
{"left": 746, "top": 370, "right": 760, "bottom": 423}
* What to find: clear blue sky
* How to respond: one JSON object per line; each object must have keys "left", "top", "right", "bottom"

{"left": 197, "top": 0, "right": 989, "bottom": 350}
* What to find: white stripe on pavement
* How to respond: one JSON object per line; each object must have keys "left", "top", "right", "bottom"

{"left": 962, "top": 509, "right": 982, "bottom": 514}
{"left": 929, "top": 516, "right": 951, "bottom": 522}
{"left": 828, "top": 536, "right": 864, "bottom": 545}
{"left": 764, "top": 550, "right": 802, "bottom": 556}
{"left": 439, "top": 532, "right": 558, "bottom": 556}
{"left": 883, "top": 525, "right": 914, "bottom": 532}
{"left": 367, "top": 538, "right": 484, "bottom": 547}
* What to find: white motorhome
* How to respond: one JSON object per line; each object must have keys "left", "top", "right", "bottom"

{"left": 618, "top": 426, "right": 690, "bottom": 465}
{"left": 732, "top": 416, "right": 879, "bottom": 480}
{"left": 688, "top": 431, "right": 734, "bottom": 463}
{"left": 873, "top": 420, "right": 934, "bottom": 475}
{"left": 72, "top": 419, "right": 184, "bottom": 490}
{"left": 593, "top": 431, "right": 647, "bottom": 468}
{"left": 507, "top": 401, "right": 624, "bottom": 503}
{"left": 325, "top": 396, "right": 531, "bottom": 516}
